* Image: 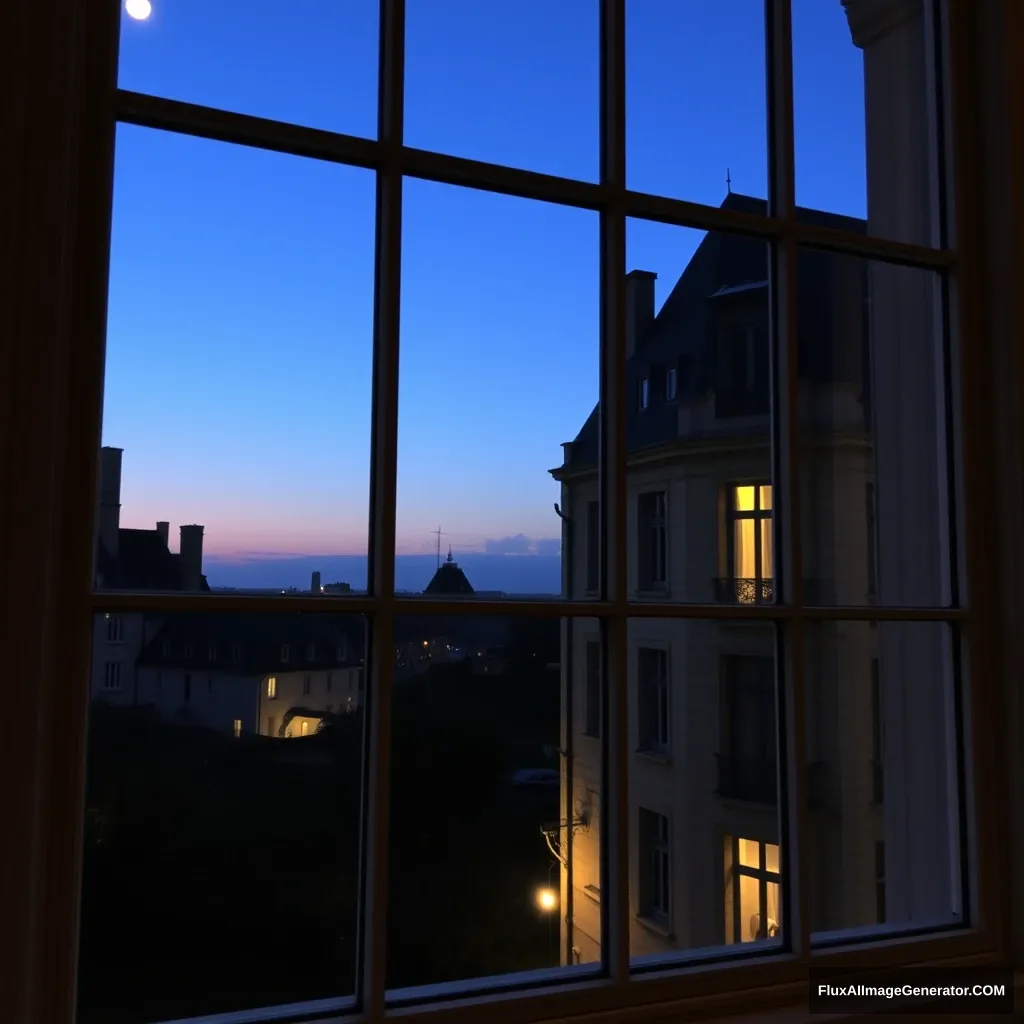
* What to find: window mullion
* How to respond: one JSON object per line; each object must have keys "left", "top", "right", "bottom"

{"left": 360, "top": 0, "right": 405, "bottom": 1017}
{"left": 599, "top": 0, "right": 629, "bottom": 987}
{"left": 766, "top": 0, "right": 811, "bottom": 962}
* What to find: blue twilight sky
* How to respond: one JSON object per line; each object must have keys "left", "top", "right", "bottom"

{"left": 105, "top": 0, "right": 864, "bottom": 588}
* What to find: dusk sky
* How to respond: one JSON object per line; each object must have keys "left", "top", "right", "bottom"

{"left": 104, "top": 0, "right": 865, "bottom": 590}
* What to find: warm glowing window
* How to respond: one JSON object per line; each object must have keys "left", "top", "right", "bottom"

{"left": 301, "top": 721, "right": 309, "bottom": 737}
{"left": 233, "top": 719, "right": 242, "bottom": 739}
{"left": 724, "top": 835, "right": 781, "bottom": 944}
{"left": 266, "top": 676, "right": 276, "bottom": 699}
{"left": 727, "top": 483, "right": 772, "bottom": 599}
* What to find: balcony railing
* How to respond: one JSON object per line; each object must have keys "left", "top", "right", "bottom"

{"left": 714, "top": 577, "right": 774, "bottom": 604}
{"left": 715, "top": 755, "right": 777, "bottom": 804}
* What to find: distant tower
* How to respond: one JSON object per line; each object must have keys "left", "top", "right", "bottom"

{"left": 726, "top": 168, "right": 732, "bottom": 194}
{"left": 311, "top": 570, "right": 322, "bottom": 593}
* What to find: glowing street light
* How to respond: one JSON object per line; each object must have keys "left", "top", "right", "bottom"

{"left": 536, "top": 887, "right": 557, "bottom": 912}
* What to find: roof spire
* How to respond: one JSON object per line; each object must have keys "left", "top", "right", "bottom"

{"left": 726, "top": 168, "right": 732, "bottom": 194}
{"left": 447, "top": 545, "right": 453, "bottom": 563}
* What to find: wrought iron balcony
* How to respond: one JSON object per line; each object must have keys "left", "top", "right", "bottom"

{"left": 715, "top": 755, "right": 777, "bottom": 804}
{"left": 713, "top": 577, "right": 774, "bottom": 604}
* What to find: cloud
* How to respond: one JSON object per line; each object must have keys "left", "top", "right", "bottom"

{"left": 483, "top": 534, "right": 561, "bottom": 556}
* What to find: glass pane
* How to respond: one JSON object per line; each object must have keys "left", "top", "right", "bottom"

{"left": 625, "top": 619, "right": 783, "bottom": 966}
{"left": 805, "top": 620, "right": 963, "bottom": 940}
{"left": 118, "top": 1, "right": 378, "bottom": 138}
{"left": 759, "top": 485, "right": 772, "bottom": 511}
{"left": 627, "top": 0, "right": 767, "bottom": 205}
{"left": 625, "top": 219, "right": 774, "bottom": 604}
{"left": 79, "top": 611, "right": 366, "bottom": 1023}
{"left": 404, "top": 0, "right": 599, "bottom": 180}
{"left": 387, "top": 614, "right": 600, "bottom": 995}
{"left": 760, "top": 518, "right": 774, "bottom": 579}
{"left": 738, "top": 874, "right": 761, "bottom": 942}
{"left": 99, "top": 126, "right": 373, "bottom": 595}
{"left": 765, "top": 841, "right": 780, "bottom": 874}
{"left": 792, "top": 0, "right": 944, "bottom": 248}
{"left": 398, "top": 181, "right": 597, "bottom": 598}
{"left": 796, "top": 249, "right": 950, "bottom": 607}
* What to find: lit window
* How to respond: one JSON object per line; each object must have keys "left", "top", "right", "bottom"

{"left": 266, "top": 676, "right": 276, "bottom": 699}
{"left": 721, "top": 483, "right": 772, "bottom": 603}
{"left": 723, "top": 836, "right": 781, "bottom": 944}
{"left": 301, "top": 721, "right": 309, "bottom": 737}
{"left": 233, "top": 719, "right": 242, "bottom": 739}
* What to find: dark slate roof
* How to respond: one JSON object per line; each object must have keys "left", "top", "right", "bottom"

{"left": 424, "top": 551, "right": 475, "bottom": 596}
{"left": 97, "top": 528, "right": 211, "bottom": 592}
{"left": 136, "top": 612, "right": 365, "bottom": 673}
{"left": 558, "top": 193, "right": 867, "bottom": 471}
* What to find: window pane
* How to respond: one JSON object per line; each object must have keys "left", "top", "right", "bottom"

{"left": 627, "top": 0, "right": 767, "bottom": 205}
{"left": 388, "top": 614, "right": 600, "bottom": 994}
{"left": 622, "top": 619, "right": 783, "bottom": 966}
{"left": 792, "top": 0, "right": 944, "bottom": 248}
{"left": 398, "top": 181, "right": 597, "bottom": 598}
{"left": 796, "top": 250, "right": 951, "bottom": 607}
{"left": 404, "top": 0, "right": 598, "bottom": 180}
{"left": 118, "top": 1, "right": 378, "bottom": 138}
{"left": 99, "top": 127, "right": 373, "bottom": 595}
{"left": 804, "top": 620, "right": 963, "bottom": 940}
{"left": 79, "top": 611, "right": 366, "bottom": 1022}
{"left": 624, "top": 219, "right": 774, "bottom": 604}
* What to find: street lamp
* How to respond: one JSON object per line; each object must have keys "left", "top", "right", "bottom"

{"left": 536, "top": 887, "right": 558, "bottom": 912}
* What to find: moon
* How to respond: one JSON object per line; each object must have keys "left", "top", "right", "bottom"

{"left": 126, "top": 0, "right": 152, "bottom": 20}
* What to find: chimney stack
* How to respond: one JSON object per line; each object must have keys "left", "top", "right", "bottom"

{"left": 625, "top": 270, "right": 658, "bottom": 358}
{"left": 311, "top": 570, "right": 322, "bottom": 593}
{"left": 155, "top": 521, "right": 170, "bottom": 548}
{"left": 97, "top": 447, "right": 123, "bottom": 558}
{"left": 179, "top": 524, "right": 205, "bottom": 591}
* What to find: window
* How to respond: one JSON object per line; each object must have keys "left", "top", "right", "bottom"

{"left": 665, "top": 366, "right": 677, "bottom": 401}
{"left": 183, "top": 674, "right": 191, "bottom": 703}
{"left": 585, "top": 499, "right": 599, "bottom": 594}
{"left": 14, "top": 3, "right": 1011, "bottom": 1021}
{"left": 719, "top": 655, "right": 775, "bottom": 803}
{"left": 638, "top": 809, "right": 671, "bottom": 924}
{"left": 715, "top": 324, "right": 769, "bottom": 417}
{"left": 301, "top": 721, "right": 309, "bottom": 737}
{"left": 720, "top": 483, "right": 772, "bottom": 603}
{"left": 280, "top": 644, "right": 290, "bottom": 663}
{"left": 103, "top": 662, "right": 121, "bottom": 691}
{"left": 266, "top": 676, "right": 277, "bottom": 700}
{"left": 637, "top": 647, "right": 669, "bottom": 754}
{"left": 105, "top": 614, "right": 123, "bottom": 643}
{"left": 724, "top": 836, "right": 781, "bottom": 944}
{"left": 233, "top": 719, "right": 242, "bottom": 739}
{"left": 306, "top": 643, "right": 315, "bottom": 661}
{"left": 636, "top": 490, "right": 667, "bottom": 591}
{"left": 303, "top": 675, "right": 311, "bottom": 696}
{"left": 638, "top": 376, "right": 650, "bottom": 410}
{"left": 584, "top": 641, "right": 601, "bottom": 738}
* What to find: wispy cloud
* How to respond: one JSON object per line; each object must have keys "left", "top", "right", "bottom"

{"left": 482, "top": 533, "right": 561, "bottom": 556}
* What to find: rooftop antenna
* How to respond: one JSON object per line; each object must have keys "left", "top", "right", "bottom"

{"left": 432, "top": 527, "right": 448, "bottom": 570}
{"left": 726, "top": 168, "right": 732, "bottom": 194}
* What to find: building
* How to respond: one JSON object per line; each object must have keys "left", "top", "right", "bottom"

{"left": 135, "top": 612, "right": 365, "bottom": 738}
{"left": 91, "top": 445, "right": 210, "bottom": 709}
{"left": 550, "top": 191, "right": 955, "bottom": 962}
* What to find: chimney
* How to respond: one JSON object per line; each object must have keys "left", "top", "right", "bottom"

{"left": 179, "top": 524, "right": 205, "bottom": 591}
{"left": 155, "top": 521, "right": 170, "bottom": 548}
{"left": 311, "top": 570, "right": 322, "bottom": 593}
{"left": 97, "top": 446, "right": 123, "bottom": 558}
{"left": 625, "top": 270, "right": 658, "bottom": 359}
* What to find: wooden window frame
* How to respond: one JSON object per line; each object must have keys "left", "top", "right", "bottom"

{"left": 4, "top": 1, "right": 1023, "bottom": 1022}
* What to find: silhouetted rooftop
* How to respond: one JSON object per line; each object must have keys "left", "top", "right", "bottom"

{"left": 424, "top": 550, "right": 475, "bottom": 596}
{"left": 97, "top": 528, "right": 211, "bottom": 592}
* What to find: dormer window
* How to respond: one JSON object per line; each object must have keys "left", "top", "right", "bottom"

{"left": 666, "top": 366, "right": 678, "bottom": 401}
{"left": 639, "top": 377, "right": 650, "bottom": 411}
{"left": 281, "top": 644, "right": 291, "bottom": 663}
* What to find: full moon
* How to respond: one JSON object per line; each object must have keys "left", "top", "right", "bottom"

{"left": 126, "top": 0, "right": 152, "bottom": 20}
